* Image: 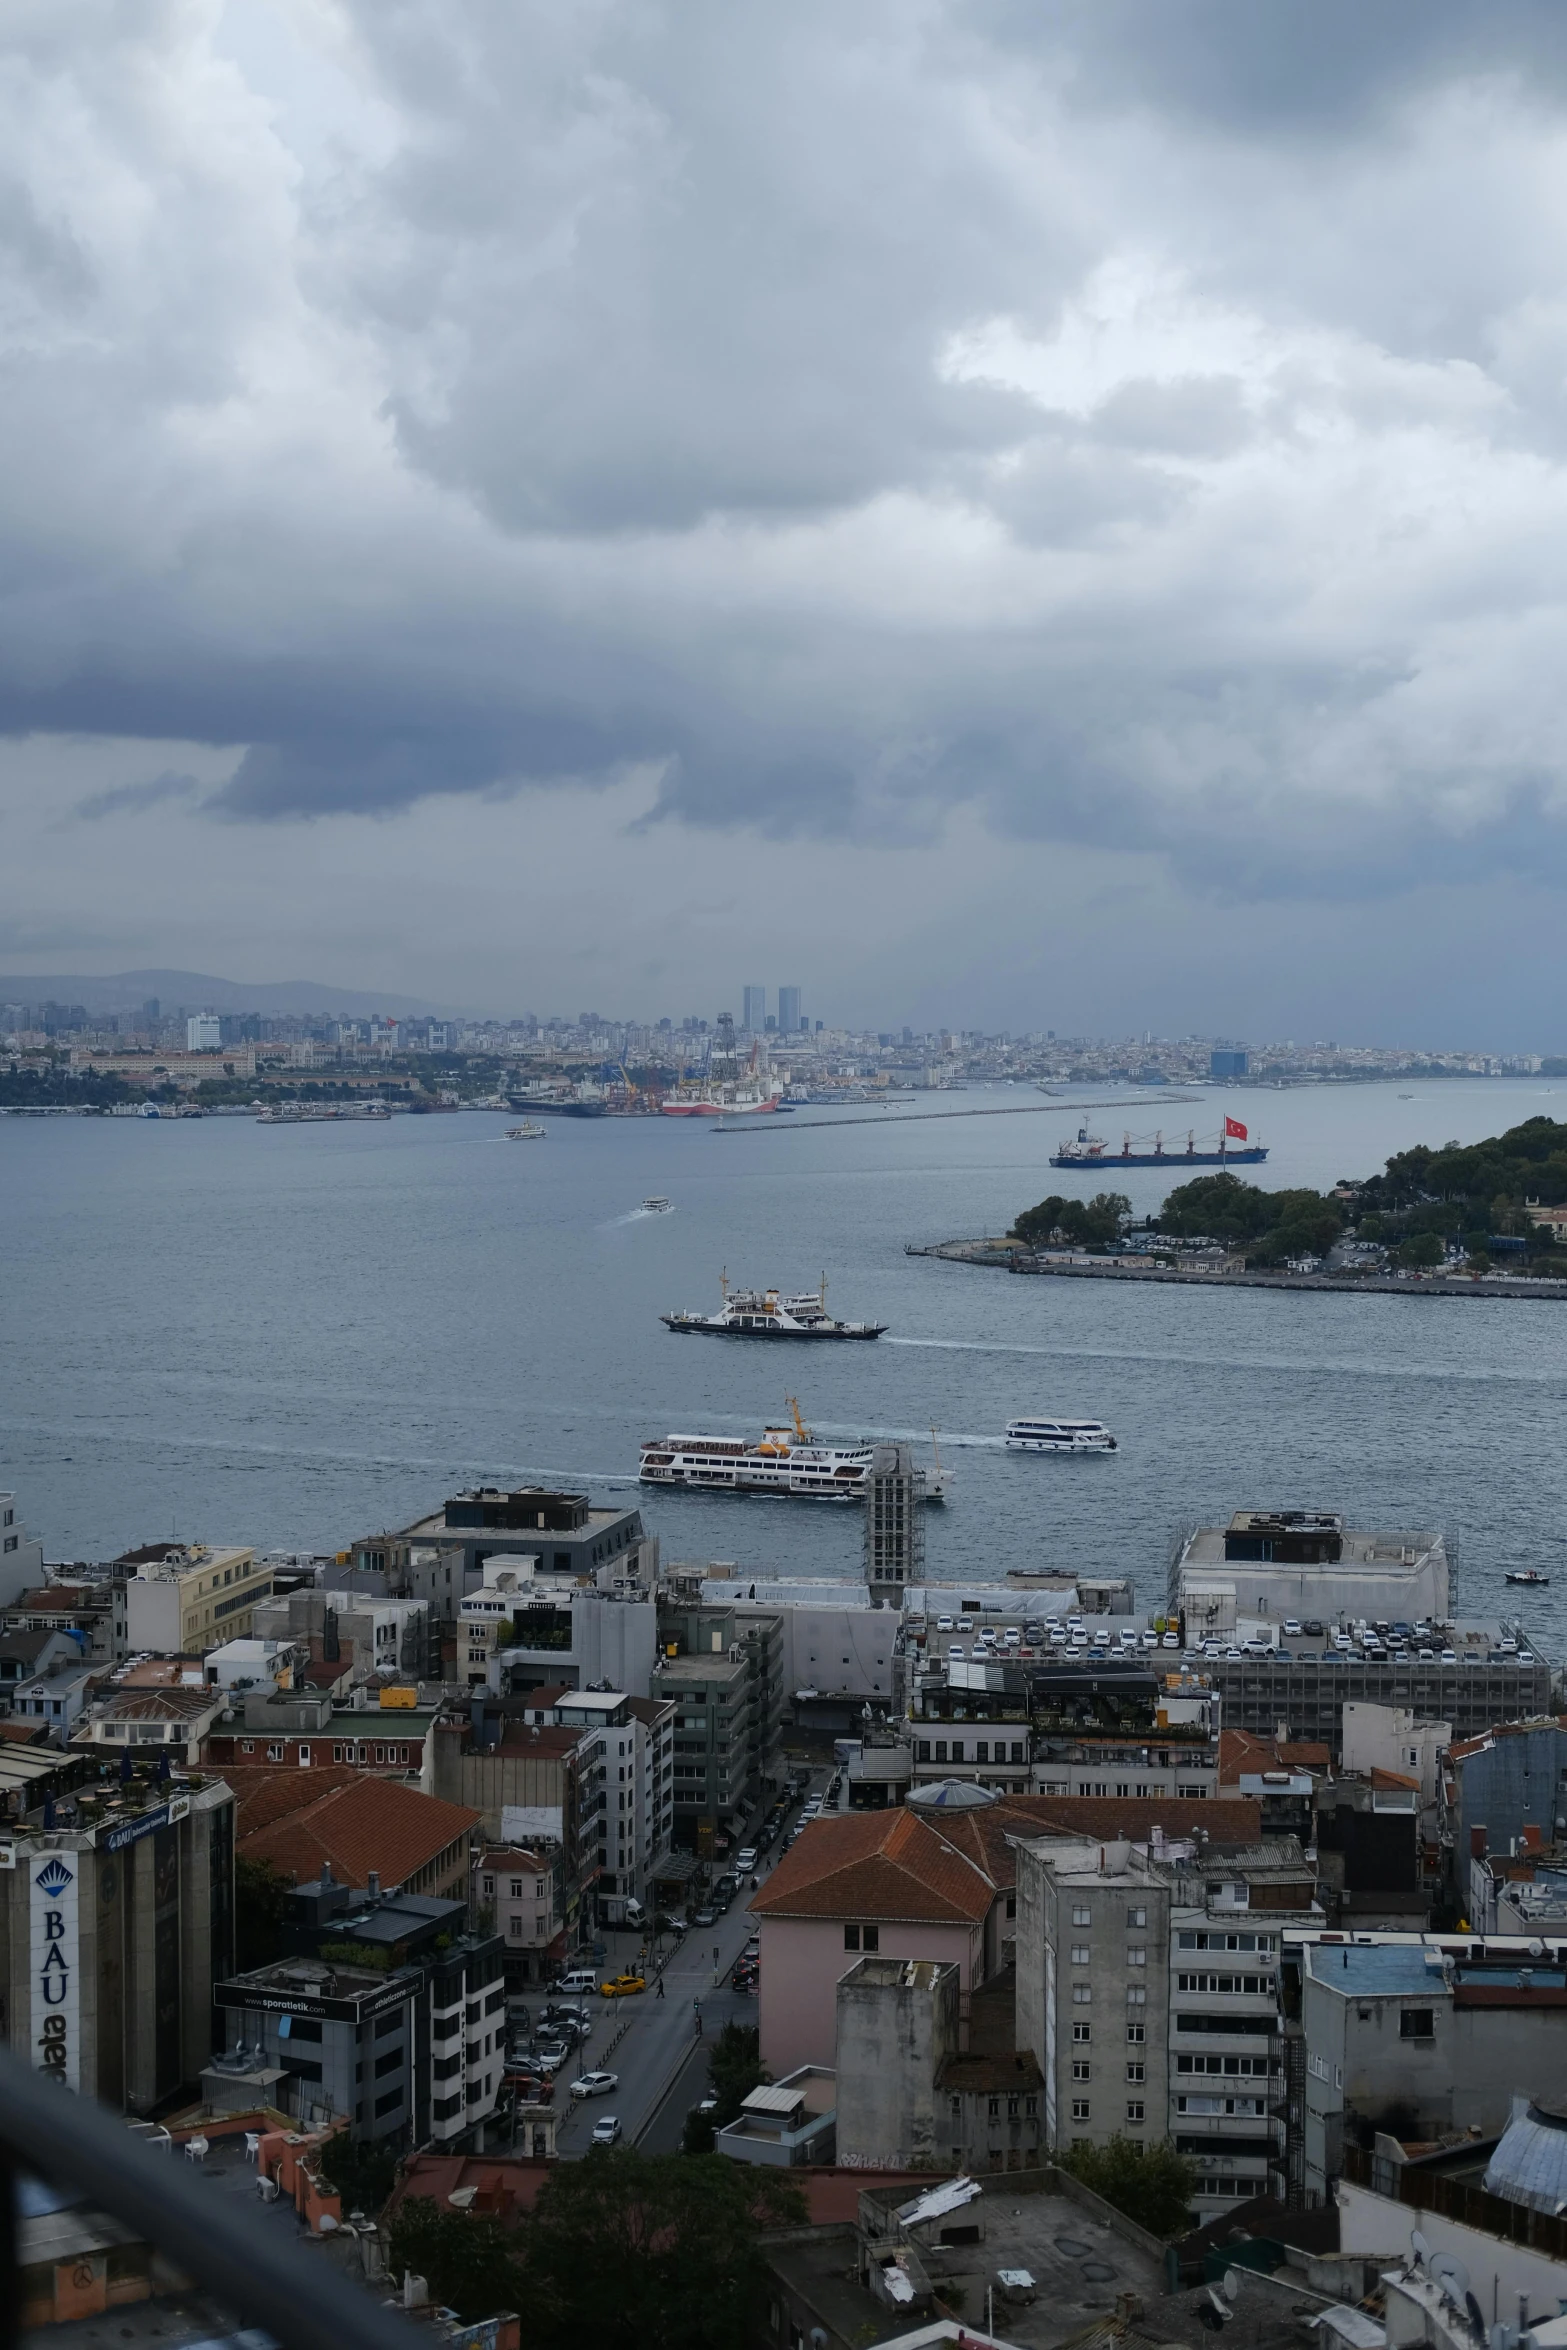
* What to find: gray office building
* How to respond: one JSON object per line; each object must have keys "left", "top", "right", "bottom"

{"left": 777, "top": 987, "right": 801, "bottom": 1035}
{"left": 742, "top": 986, "right": 767, "bottom": 1034}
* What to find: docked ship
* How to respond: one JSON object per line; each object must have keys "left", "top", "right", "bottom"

{"left": 1050, "top": 1117, "right": 1266, "bottom": 1169}
{"left": 661, "top": 1021, "right": 782, "bottom": 1116}
{"left": 662, "top": 1273, "right": 885, "bottom": 1340}
{"left": 640, "top": 1402, "right": 945, "bottom": 1501}
{"left": 1006, "top": 1417, "right": 1117, "bottom": 1453}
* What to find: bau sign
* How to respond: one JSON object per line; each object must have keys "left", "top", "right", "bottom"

{"left": 30, "top": 1851, "right": 80, "bottom": 2090}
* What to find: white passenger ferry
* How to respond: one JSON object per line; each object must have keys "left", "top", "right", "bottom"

{"left": 640, "top": 1401, "right": 947, "bottom": 1501}
{"left": 1005, "top": 1417, "right": 1118, "bottom": 1453}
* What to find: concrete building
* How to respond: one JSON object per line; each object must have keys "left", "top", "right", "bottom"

{"left": 123, "top": 1544, "right": 271, "bottom": 1654}
{"left": 742, "top": 985, "right": 767, "bottom": 1033}
{"left": 217, "top": 1874, "right": 506, "bottom": 2146}
{"left": 1031, "top": 1667, "right": 1221, "bottom": 1802}
{"left": 698, "top": 1577, "right": 895, "bottom": 1715}
{"left": 865, "top": 1445, "right": 926, "bottom": 1605}
{"left": 1293, "top": 1935, "right": 1567, "bottom": 2203}
{"left": 502, "top": 1686, "right": 674, "bottom": 1906}
{"left": 1341, "top": 1702, "right": 1451, "bottom": 1809}
{"left": 1198, "top": 1630, "right": 1547, "bottom": 1754}
{"left": 489, "top": 1572, "right": 657, "bottom": 1700}
{"left": 0, "top": 1777, "right": 235, "bottom": 2111}
{"left": 715, "top": 2066, "right": 837, "bottom": 2166}
{"left": 1171, "top": 1510, "right": 1452, "bottom": 1631}
{"left": 215, "top": 1951, "right": 420, "bottom": 2142}
{"left": 834, "top": 1956, "right": 961, "bottom": 2170}
{"left": 427, "top": 1712, "right": 599, "bottom": 1944}
{"left": 186, "top": 1013, "right": 222, "bottom": 1050}
{"left": 777, "top": 986, "right": 801, "bottom": 1035}
{"left": 250, "top": 1587, "right": 432, "bottom": 1682}
{"left": 1014, "top": 1829, "right": 1319, "bottom": 2221}
{"left": 0, "top": 1496, "right": 46, "bottom": 1604}
{"left": 1469, "top": 1838, "right": 1567, "bottom": 1934}
{"left": 357, "top": 1488, "right": 653, "bottom": 1594}
{"left": 652, "top": 1591, "right": 784, "bottom": 1841}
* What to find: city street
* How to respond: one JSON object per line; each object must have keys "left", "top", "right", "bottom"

{"left": 548, "top": 1897, "right": 763, "bottom": 2154}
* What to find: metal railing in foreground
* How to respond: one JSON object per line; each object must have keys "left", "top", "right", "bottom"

{"left": 0, "top": 2049, "right": 427, "bottom": 2350}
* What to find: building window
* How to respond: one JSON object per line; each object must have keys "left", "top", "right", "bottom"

{"left": 844, "top": 1925, "right": 860, "bottom": 1950}
{"left": 863, "top": 1926, "right": 879, "bottom": 1952}
{"left": 1071, "top": 1945, "right": 1091, "bottom": 1966}
{"left": 267, "top": 1743, "right": 283, "bottom": 1762}
{"left": 1072, "top": 1906, "right": 1092, "bottom": 1926}
{"left": 975, "top": 1742, "right": 989, "bottom": 1763}
{"left": 1071, "top": 2099, "right": 1091, "bottom": 2123}
{"left": 1072, "top": 2061, "right": 1091, "bottom": 2082}
{"left": 1127, "top": 1947, "right": 1147, "bottom": 1966}
{"left": 1072, "top": 2023, "right": 1091, "bottom": 2043}
{"left": 1127, "top": 2063, "right": 1145, "bottom": 2083}
{"left": 933, "top": 1742, "right": 947, "bottom": 1763}
{"left": 1072, "top": 1986, "right": 1092, "bottom": 2005}
{"left": 1127, "top": 2023, "right": 1145, "bottom": 2044}
{"left": 1400, "top": 2009, "right": 1435, "bottom": 2041}
{"left": 987, "top": 2098, "right": 999, "bottom": 2119}
{"left": 1126, "top": 1906, "right": 1147, "bottom": 1928}
{"left": 1126, "top": 2101, "right": 1145, "bottom": 2124}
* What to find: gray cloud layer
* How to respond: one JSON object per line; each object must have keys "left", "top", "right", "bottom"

{"left": 10, "top": 0, "right": 1567, "bottom": 962}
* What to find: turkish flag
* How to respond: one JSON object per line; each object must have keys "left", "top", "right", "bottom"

{"left": 1224, "top": 1116, "right": 1248, "bottom": 1141}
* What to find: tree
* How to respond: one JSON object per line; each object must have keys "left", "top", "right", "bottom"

{"left": 235, "top": 1857, "right": 291, "bottom": 1971}
{"left": 1011, "top": 1191, "right": 1132, "bottom": 1250}
{"left": 1055, "top": 2136, "right": 1198, "bottom": 2237}
{"left": 681, "top": 2022, "right": 765, "bottom": 2153}
{"left": 522, "top": 2148, "right": 805, "bottom": 2350}
{"left": 1396, "top": 1232, "right": 1444, "bottom": 1269}
{"left": 316, "top": 2128, "right": 399, "bottom": 2218}
{"left": 383, "top": 2199, "right": 527, "bottom": 2323}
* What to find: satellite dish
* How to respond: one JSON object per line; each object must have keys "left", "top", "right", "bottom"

{"left": 1221, "top": 2271, "right": 1242, "bottom": 2304}
{"left": 1468, "top": 2296, "right": 1488, "bottom": 2340}
{"left": 1411, "top": 2229, "right": 1431, "bottom": 2270}
{"left": 1431, "top": 2254, "right": 1471, "bottom": 2300}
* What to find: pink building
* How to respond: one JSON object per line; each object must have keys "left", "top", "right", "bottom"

{"left": 749, "top": 1810, "right": 994, "bottom": 2078}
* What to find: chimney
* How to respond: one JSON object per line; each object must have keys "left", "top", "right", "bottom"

{"left": 368, "top": 1870, "right": 381, "bottom": 1900}
{"left": 1470, "top": 1825, "right": 1489, "bottom": 1860}
{"left": 321, "top": 1858, "right": 333, "bottom": 1885}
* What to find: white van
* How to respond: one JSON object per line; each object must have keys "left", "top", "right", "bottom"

{"left": 559, "top": 1968, "right": 599, "bottom": 1995}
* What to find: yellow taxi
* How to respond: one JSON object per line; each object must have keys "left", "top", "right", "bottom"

{"left": 599, "top": 1971, "right": 647, "bottom": 1999}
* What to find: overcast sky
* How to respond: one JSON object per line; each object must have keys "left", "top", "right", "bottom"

{"left": 10, "top": 2, "right": 1567, "bottom": 1039}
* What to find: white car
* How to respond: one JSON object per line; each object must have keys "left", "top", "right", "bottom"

{"left": 947, "top": 1643, "right": 965, "bottom": 1659}
{"left": 735, "top": 1847, "right": 758, "bottom": 1873}
{"left": 1284, "top": 1619, "right": 1302, "bottom": 1636}
{"left": 937, "top": 1615, "right": 954, "bottom": 1631}
{"left": 570, "top": 2070, "right": 619, "bottom": 2100}
{"left": 1161, "top": 1632, "right": 1178, "bottom": 1648}
{"left": 590, "top": 2114, "right": 623, "bottom": 2146}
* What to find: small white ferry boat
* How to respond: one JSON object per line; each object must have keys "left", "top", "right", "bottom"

{"left": 505, "top": 1122, "right": 547, "bottom": 1140}
{"left": 1005, "top": 1417, "right": 1117, "bottom": 1453}
{"left": 641, "top": 1196, "right": 672, "bottom": 1212}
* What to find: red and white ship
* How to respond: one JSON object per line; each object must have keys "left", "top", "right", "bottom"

{"left": 661, "top": 1032, "right": 782, "bottom": 1116}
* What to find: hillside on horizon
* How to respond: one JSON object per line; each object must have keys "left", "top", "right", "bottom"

{"left": 0, "top": 968, "right": 468, "bottom": 1020}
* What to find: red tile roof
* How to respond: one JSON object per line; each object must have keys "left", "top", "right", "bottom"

{"left": 1220, "top": 1729, "right": 1330, "bottom": 1785}
{"left": 234, "top": 1774, "right": 480, "bottom": 1888}
{"left": 749, "top": 1811, "right": 993, "bottom": 1925}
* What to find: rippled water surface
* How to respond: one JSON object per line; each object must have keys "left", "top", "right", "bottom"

{"left": 6, "top": 1078, "right": 1567, "bottom": 1647}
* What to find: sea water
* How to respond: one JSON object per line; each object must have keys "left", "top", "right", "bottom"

{"left": 5, "top": 1078, "right": 1567, "bottom": 1642}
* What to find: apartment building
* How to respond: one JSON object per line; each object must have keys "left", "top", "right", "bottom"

{"left": 427, "top": 1710, "right": 599, "bottom": 1946}
{"left": 1170, "top": 1510, "right": 1452, "bottom": 1630}
{"left": 123, "top": 1544, "right": 271, "bottom": 1653}
{"left": 0, "top": 1493, "right": 45, "bottom": 1604}
{"left": 1291, "top": 1934, "right": 1567, "bottom": 2205}
{"left": 655, "top": 1592, "right": 785, "bottom": 1836}
{"left": 3, "top": 1577, "right": 124, "bottom": 1663}
{"left": 473, "top": 1844, "right": 565, "bottom": 1985}
{"left": 1014, "top": 1828, "right": 1319, "bottom": 2222}
{"left": 217, "top": 1874, "right": 506, "bottom": 2146}
{"left": 504, "top": 1687, "right": 675, "bottom": 1907}
{"left": 357, "top": 1487, "right": 654, "bottom": 1593}
{"left": 251, "top": 1588, "right": 432, "bottom": 1682}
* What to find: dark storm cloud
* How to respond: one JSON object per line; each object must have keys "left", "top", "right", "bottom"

{"left": 8, "top": 0, "right": 1567, "bottom": 925}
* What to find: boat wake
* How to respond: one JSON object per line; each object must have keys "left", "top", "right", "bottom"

{"left": 608, "top": 1205, "right": 676, "bottom": 1226}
